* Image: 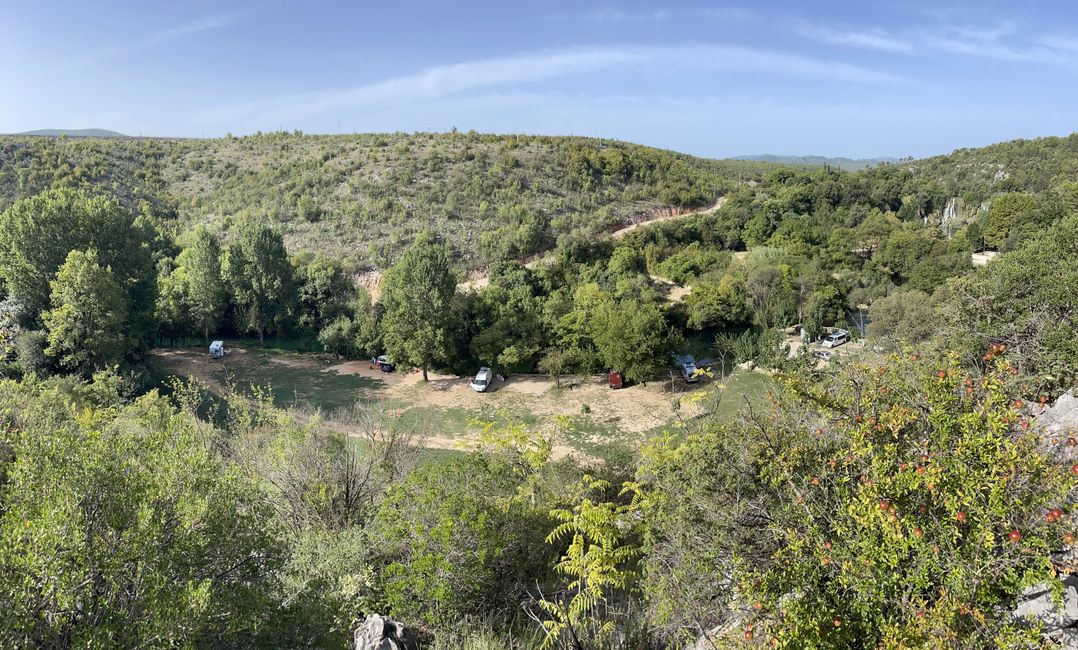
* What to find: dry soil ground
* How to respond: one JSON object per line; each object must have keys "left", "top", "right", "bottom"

{"left": 149, "top": 347, "right": 748, "bottom": 458}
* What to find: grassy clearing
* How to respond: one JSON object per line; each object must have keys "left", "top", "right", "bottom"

{"left": 148, "top": 346, "right": 777, "bottom": 455}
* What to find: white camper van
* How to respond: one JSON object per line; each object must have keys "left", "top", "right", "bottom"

{"left": 470, "top": 367, "right": 494, "bottom": 393}
{"left": 209, "top": 340, "right": 225, "bottom": 359}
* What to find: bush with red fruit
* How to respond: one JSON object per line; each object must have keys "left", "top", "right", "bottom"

{"left": 632, "top": 353, "right": 1078, "bottom": 647}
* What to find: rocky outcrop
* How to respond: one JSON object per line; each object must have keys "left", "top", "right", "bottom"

{"left": 1013, "top": 576, "right": 1078, "bottom": 649}
{"left": 1036, "top": 390, "right": 1078, "bottom": 438}
{"left": 354, "top": 614, "right": 419, "bottom": 650}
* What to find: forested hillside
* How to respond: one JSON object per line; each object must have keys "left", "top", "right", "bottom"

{"left": 0, "top": 132, "right": 768, "bottom": 269}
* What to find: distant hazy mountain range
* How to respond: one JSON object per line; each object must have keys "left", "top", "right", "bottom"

{"left": 730, "top": 154, "right": 900, "bottom": 171}
{"left": 15, "top": 128, "right": 127, "bottom": 138}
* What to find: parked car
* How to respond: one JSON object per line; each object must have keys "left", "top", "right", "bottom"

{"left": 814, "top": 350, "right": 833, "bottom": 361}
{"left": 672, "top": 354, "right": 700, "bottom": 383}
{"left": 821, "top": 330, "right": 849, "bottom": 348}
{"left": 372, "top": 355, "right": 394, "bottom": 372}
{"left": 470, "top": 367, "right": 493, "bottom": 393}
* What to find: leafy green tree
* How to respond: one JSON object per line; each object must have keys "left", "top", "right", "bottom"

{"left": 224, "top": 221, "right": 296, "bottom": 346}
{"left": 318, "top": 316, "right": 357, "bottom": 359}
{"left": 590, "top": 296, "right": 675, "bottom": 384}
{"left": 470, "top": 262, "right": 546, "bottom": 372}
{"left": 745, "top": 266, "right": 790, "bottom": 329}
{"left": 153, "top": 259, "right": 192, "bottom": 345}
{"left": 537, "top": 348, "right": 573, "bottom": 388}
{"left": 380, "top": 241, "right": 456, "bottom": 380}
{"left": 42, "top": 250, "right": 127, "bottom": 375}
{"left": 297, "top": 257, "right": 353, "bottom": 333}
{"left": 801, "top": 285, "right": 846, "bottom": 341}
{"left": 351, "top": 289, "right": 383, "bottom": 357}
{"left": 684, "top": 273, "right": 748, "bottom": 330}
{"left": 867, "top": 289, "right": 937, "bottom": 349}
{"left": 983, "top": 192, "right": 1037, "bottom": 249}
{"left": 0, "top": 189, "right": 154, "bottom": 332}
{"left": 182, "top": 226, "right": 227, "bottom": 343}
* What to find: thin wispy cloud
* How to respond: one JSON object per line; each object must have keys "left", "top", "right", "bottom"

{"left": 797, "top": 18, "right": 1078, "bottom": 69}
{"left": 197, "top": 43, "right": 906, "bottom": 127}
{"left": 546, "top": 8, "right": 669, "bottom": 22}
{"left": 795, "top": 24, "right": 914, "bottom": 54}
{"left": 72, "top": 12, "right": 239, "bottom": 68}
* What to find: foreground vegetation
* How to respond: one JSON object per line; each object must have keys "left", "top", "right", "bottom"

{"left": 0, "top": 131, "right": 1077, "bottom": 647}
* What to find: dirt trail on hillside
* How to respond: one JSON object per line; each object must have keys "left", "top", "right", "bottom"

{"left": 609, "top": 196, "right": 726, "bottom": 239}
{"left": 454, "top": 196, "right": 727, "bottom": 292}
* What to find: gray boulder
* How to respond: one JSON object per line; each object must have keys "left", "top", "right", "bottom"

{"left": 1013, "top": 575, "right": 1078, "bottom": 647}
{"left": 354, "top": 614, "right": 419, "bottom": 650}
{"left": 1037, "top": 390, "right": 1078, "bottom": 438}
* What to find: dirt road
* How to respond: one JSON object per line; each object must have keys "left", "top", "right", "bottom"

{"left": 458, "top": 196, "right": 728, "bottom": 292}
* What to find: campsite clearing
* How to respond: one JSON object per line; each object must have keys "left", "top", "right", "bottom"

{"left": 149, "top": 345, "right": 776, "bottom": 457}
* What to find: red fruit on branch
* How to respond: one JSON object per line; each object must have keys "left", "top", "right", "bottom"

{"left": 937, "top": 370, "right": 947, "bottom": 378}
{"left": 1066, "top": 533, "right": 1075, "bottom": 545}
{"left": 879, "top": 500, "right": 891, "bottom": 511}
{"left": 956, "top": 511, "right": 968, "bottom": 523}
{"left": 1009, "top": 530, "right": 1021, "bottom": 543}
{"left": 913, "top": 527, "right": 923, "bottom": 538}
{"left": 1071, "top": 464, "right": 1078, "bottom": 476}
{"left": 1067, "top": 437, "right": 1076, "bottom": 447}
{"left": 1047, "top": 508, "right": 1063, "bottom": 523}
{"left": 1014, "top": 399, "right": 1024, "bottom": 409}
{"left": 833, "top": 617, "right": 842, "bottom": 628}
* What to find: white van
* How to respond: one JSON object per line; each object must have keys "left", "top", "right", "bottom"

{"left": 672, "top": 354, "right": 700, "bottom": 383}
{"left": 821, "top": 330, "right": 849, "bottom": 348}
{"left": 209, "top": 340, "right": 225, "bottom": 359}
{"left": 470, "top": 367, "right": 493, "bottom": 393}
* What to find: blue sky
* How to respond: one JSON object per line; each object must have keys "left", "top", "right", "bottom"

{"left": 3, "top": 1, "right": 1078, "bottom": 158}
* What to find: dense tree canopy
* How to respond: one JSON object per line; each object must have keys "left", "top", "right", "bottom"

{"left": 224, "top": 221, "right": 296, "bottom": 346}
{"left": 42, "top": 249, "right": 128, "bottom": 374}
{"left": 380, "top": 240, "right": 457, "bottom": 380}
{"left": 0, "top": 189, "right": 154, "bottom": 332}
